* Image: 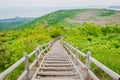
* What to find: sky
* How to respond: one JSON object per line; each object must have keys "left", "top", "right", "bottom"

{"left": 0, "top": 0, "right": 120, "bottom": 19}
{"left": 0, "top": 0, "right": 120, "bottom": 8}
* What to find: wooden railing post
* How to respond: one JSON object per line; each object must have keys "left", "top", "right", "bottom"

{"left": 24, "top": 52, "right": 29, "bottom": 80}
{"left": 35, "top": 47, "right": 39, "bottom": 66}
{"left": 37, "top": 45, "right": 41, "bottom": 54}
{"left": 75, "top": 48, "right": 78, "bottom": 65}
{"left": 85, "top": 51, "right": 91, "bottom": 80}
{"left": 40, "top": 46, "right": 45, "bottom": 55}
{"left": 46, "top": 44, "right": 49, "bottom": 52}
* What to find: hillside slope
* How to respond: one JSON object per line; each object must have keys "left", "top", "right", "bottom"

{"left": 0, "top": 17, "right": 35, "bottom": 31}
{"left": 1, "top": 9, "right": 119, "bottom": 31}
{"left": 69, "top": 9, "right": 120, "bottom": 25}
{"left": 22, "top": 8, "right": 120, "bottom": 28}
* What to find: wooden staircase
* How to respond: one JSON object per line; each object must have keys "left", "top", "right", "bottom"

{"left": 32, "top": 40, "right": 83, "bottom": 80}
{"left": 1, "top": 38, "right": 120, "bottom": 80}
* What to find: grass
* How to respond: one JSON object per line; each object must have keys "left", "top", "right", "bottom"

{"left": 64, "top": 23, "right": 120, "bottom": 80}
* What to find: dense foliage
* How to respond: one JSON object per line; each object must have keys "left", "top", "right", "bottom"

{"left": 64, "top": 23, "right": 120, "bottom": 80}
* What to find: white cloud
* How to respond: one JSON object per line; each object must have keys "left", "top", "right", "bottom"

{"left": 0, "top": 0, "right": 120, "bottom": 8}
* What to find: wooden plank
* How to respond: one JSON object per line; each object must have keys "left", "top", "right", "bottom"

{"left": 65, "top": 47, "right": 84, "bottom": 80}
{"left": 45, "top": 59, "right": 68, "bottom": 61}
{"left": 88, "top": 70, "right": 99, "bottom": 80}
{"left": 85, "top": 52, "right": 91, "bottom": 79}
{"left": 43, "top": 64, "right": 72, "bottom": 67}
{"left": 45, "top": 61, "right": 69, "bottom": 64}
{"left": 63, "top": 41, "right": 120, "bottom": 80}
{"left": 40, "top": 67, "right": 73, "bottom": 71}
{"left": 37, "top": 71, "right": 76, "bottom": 76}
{"left": 0, "top": 57, "right": 25, "bottom": 80}
{"left": 90, "top": 57, "right": 120, "bottom": 80}
{"left": 32, "top": 52, "right": 50, "bottom": 80}
{"left": 63, "top": 41, "right": 86, "bottom": 57}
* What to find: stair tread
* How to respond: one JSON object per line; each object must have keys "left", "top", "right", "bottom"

{"left": 44, "top": 61, "right": 69, "bottom": 63}
{"left": 37, "top": 71, "right": 76, "bottom": 76}
{"left": 42, "top": 64, "right": 72, "bottom": 67}
{"left": 40, "top": 67, "right": 73, "bottom": 71}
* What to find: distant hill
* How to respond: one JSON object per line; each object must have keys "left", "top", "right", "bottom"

{"left": 0, "top": 17, "right": 35, "bottom": 31}
{"left": 67, "top": 9, "right": 120, "bottom": 25}
{"left": 1, "top": 8, "right": 120, "bottom": 31}
{"left": 20, "top": 8, "right": 120, "bottom": 29}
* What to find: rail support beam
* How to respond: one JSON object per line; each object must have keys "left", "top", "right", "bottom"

{"left": 75, "top": 48, "right": 78, "bottom": 65}
{"left": 24, "top": 52, "right": 30, "bottom": 80}
{"left": 85, "top": 51, "right": 91, "bottom": 80}
{"left": 35, "top": 47, "right": 39, "bottom": 67}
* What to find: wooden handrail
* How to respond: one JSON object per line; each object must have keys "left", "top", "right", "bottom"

{"left": 62, "top": 41, "right": 120, "bottom": 80}
{"left": 63, "top": 42, "right": 99, "bottom": 80}
{"left": 0, "top": 39, "right": 55, "bottom": 80}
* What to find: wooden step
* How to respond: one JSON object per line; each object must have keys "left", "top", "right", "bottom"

{"left": 45, "top": 58, "right": 68, "bottom": 60}
{"left": 35, "top": 76, "right": 81, "bottom": 80}
{"left": 45, "top": 59, "right": 68, "bottom": 61}
{"left": 44, "top": 61, "right": 70, "bottom": 64}
{"left": 40, "top": 67, "right": 73, "bottom": 71}
{"left": 47, "top": 54, "right": 66, "bottom": 56}
{"left": 37, "top": 71, "right": 76, "bottom": 76}
{"left": 42, "top": 64, "right": 72, "bottom": 67}
{"left": 45, "top": 56, "right": 67, "bottom": 58}
{"left": 46, "top": 55, "right": 66, "bottom": 57}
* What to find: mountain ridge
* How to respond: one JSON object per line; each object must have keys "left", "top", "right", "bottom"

{"left": 0, "top": 8, "right": 120, "bottom": 31}
{"left": 21, "top": 8, "right": 120, "bottom": 29}
{"left": 0, "top": 17, "right": 35, "bottom": 31}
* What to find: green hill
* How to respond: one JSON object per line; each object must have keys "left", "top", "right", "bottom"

{"left": 1, "top": 9, "right": 120, "bottom": 31}
{"left": 21, "top": 8, "right": 120, "bottom": 29}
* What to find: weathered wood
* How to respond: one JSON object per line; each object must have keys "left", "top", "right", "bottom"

{"left": 66, "top": 47, "right": 84, "bottom": 80}
{"left": 43, "top": 64, "right": 72, "bottom": 67}
{"left": 1, "top": 38, "right": 120, "bottom": 80}
{"left": 24, "top": 52, "right": 30, "bottom": 80}
{"left": 90, "top": 57, "right": 120, "bottom": 80}
{"left": 45, "top": 61, "right": 69, "bottom": 64}
{"left": 45, "top": 58, "right": 68, "bottom": 61}
{"left": 75, "top": 48, "right": 78, "bottom": 65}
{"left": 63, "top": 42, "right": 84, "bottom": 79}
{"left": 18, "top": 59, "right": 38, "bottom": 80}
{"left": 64, "top": 43, "right": 99, "bottom": 80}
{"left": 37, "top": 71, "right": 76, "bottom": 76}
{"left": 88, "top": 70, "right": 99, "bottom": 80}
{"left": 32, "top": 51, "right": 49, "bottom": 80}
{"left": 40, "top": 67, "right": 73, "bottom": 71}
{"left": 62, "top": 41, "right": 120, "bottom": 80}
{"left": 0, "top": 40, "right": 52, "bottom": 80}
{"left": 85, "top": 52, "right": 91, "bottom": 80}
{"left": 63, "top": 41, "right": 86, "bottom": 57}
{"left": 18, "top": 70, "right": 28, "bottom": 80}
{"left": 32, "top": 40, "right": 84, "bottom": 80}
{"left": 0, "top": 57, "right": 25, "bottom": 80}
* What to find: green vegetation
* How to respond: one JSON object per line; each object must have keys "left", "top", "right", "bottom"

{"left": 0, "top": 25, "right": 65, "bottom": 79}
{"left": 0, "top": 27, "right": 51, "bottom": 72}
{"left": 64, "top": 23, "right": 120, "bottom": 80}
{"left": 0, "top": 9, "right": 120, "bottom": 80}
{"left": 0, "top": 17, "right": 34, "bottom": 31}
{"left": 100, "top": 10, "right": 116, "bottom": 16}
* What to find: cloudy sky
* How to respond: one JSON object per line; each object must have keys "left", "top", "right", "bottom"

{"left": 0, "top": 0, "right": 120, "bottom": 8}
